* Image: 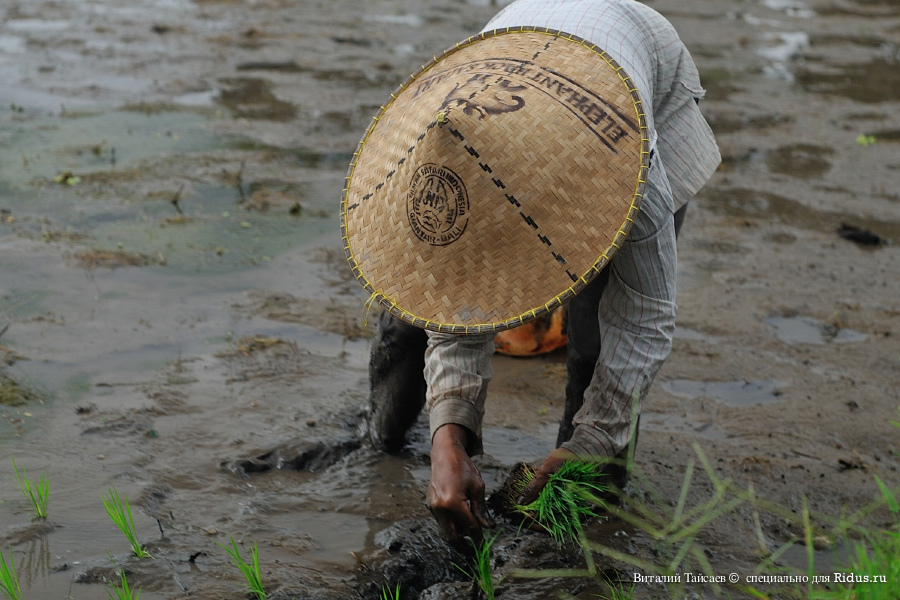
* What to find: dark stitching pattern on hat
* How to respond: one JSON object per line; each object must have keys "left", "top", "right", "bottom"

{"left": 532, "top": 39, "right": 554, "bottom": 61}
{"left": 441, "top": 125, "right": 577, "bottom": 281}
{"left": 348, "top": 121, "right": 441, "bottom": 213}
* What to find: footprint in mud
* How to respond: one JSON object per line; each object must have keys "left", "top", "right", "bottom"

{"left": 357, "top": 519, "right": 465, "bottom": 599}
{"left": 765, "top": 143, "right": 833, "bottom": 178}
{"left": 222, "top": 432, "right": 362, "bottom": 476}
{"left": 217, "top": 78, "right": 297, "bottom": 122}
{"left": 221, "top": 404, "right": 368, "bottom": 476}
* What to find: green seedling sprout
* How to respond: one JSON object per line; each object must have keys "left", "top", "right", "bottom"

{"left": 821, "top": 477, "right": 900, "bottom": 600}
{"left": 0, "top": 547, "right": 21, "bottom": 600}
{"left": 219, "top": 535, "right": 265, "bottom": 600}
{"left": 379, "top": 581, "right": 401, "bottom": 600}
{"left": 596, "top": 578, "right": 635, "bottom": 600}
{"left": 455, "top": 532, "right": 502, "bottom": 600}
{"left": 103, "top": 487, "right": 152, "bottom": 558}
{"left": 515, "top": 461, "right": 610, "bottom": 547}
{"left": 12, "top": 457, "right": 48, "bottom": 520}
{"left": 106, "top": 567, "right": 141, "bottom": 600}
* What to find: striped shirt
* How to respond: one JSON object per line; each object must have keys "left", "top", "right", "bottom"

{"left": 424, "top": 0, "right": 721, "bottom": 461}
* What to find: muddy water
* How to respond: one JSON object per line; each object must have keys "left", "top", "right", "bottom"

{"left": 1, "top": 0, "right": 899, "bottom": 599}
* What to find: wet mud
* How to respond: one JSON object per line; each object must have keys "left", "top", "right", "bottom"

{"left": 1, "top": 0, "right": 900, "bottom": 599}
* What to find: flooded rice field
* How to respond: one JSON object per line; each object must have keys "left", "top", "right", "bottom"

{"left": 1, "top": 0, "right": 899, "bottom": 598}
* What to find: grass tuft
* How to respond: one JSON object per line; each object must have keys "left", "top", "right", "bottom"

{"left": 103, "top": 487, "right": 152, "bottom": 559}
{"left": 0, "top": 547, "right": 21, "bottom": 600}
{"left": 515, "top": 461, "right": 609, "bottom": 547}
{"left": 219, "top": 535, "right": 266, "bottom": 600}
{"left": 12, "top": 457, "right": 48, "bottom": 520}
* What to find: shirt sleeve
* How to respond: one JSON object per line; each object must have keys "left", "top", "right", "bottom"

{"left": 652, "top": 43, "right": 721, "bottom": 210}
{"left": 560, "top": 158, "right": 678, "bottom": 461}
{"left": 424, "top": 330, "right": 495, "bottom": 455}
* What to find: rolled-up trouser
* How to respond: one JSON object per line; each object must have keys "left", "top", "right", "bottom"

{"left": 366, "top": 310, "right": 428, "bottom": 453}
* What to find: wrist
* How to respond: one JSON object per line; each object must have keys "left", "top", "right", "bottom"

{"left": 432, "top": 423, "right": 472, "bottom": 455}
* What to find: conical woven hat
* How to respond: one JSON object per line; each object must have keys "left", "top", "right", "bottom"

{"left": 342, "top": 28, "right": 649, "bottom": 333}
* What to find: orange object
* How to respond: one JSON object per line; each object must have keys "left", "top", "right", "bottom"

{"left": 494, "top": 306, "right": 568, "bottom": 357}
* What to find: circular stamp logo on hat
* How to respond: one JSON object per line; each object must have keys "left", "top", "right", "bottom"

{"left": 407, "top": 163, "right": 469, "bottom": 246}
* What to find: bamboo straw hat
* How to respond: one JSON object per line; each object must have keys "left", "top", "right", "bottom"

{"left": 342, "top": 27, "right": 649, "bottom": 333}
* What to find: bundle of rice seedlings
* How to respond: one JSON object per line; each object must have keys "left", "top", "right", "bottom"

{"left": 514, "top": 461, "right": 610, "bottom": 546}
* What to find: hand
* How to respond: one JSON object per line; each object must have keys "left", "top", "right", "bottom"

{"left": 427, "top": 424, "right": 493, "bottom": 549}
{"left": 519, "top": 447, "right": 579, "bottom": 505}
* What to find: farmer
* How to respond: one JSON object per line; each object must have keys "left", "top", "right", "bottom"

{"left": 342, "top": 0, "right": 720, "bottom": 546}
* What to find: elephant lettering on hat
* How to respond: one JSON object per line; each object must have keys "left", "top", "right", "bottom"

{"left": 438, "top": 75, "right": 526, "bottom": 119}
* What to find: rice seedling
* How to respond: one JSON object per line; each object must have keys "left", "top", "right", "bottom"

{"left": 103, "top": 487, "right": 152, "bottom": 559}
{"left": 515, "top": 461, "right": 610, "bottom": 547}
{"left": 514, "top": 443, "right": 753, "bottom": 596}
{"left": 106, "top": 567, "right": 141, "bottom": 600}
{"left": 595, "top": 578, "right": 635, "bottom": 600}
{"left": 509, "top": 441, "right": 900, "bottom": 600}
{"left": 12, "top": 457, "right": 48, "bottom": 520}
{"left": 379, "top": 581, "right": 401, "bottom": 600}
{"left": 0, "top": 547, "right": 21, "bottom": 600}
{"left": 219, "top": 535, "right": 265, "bottom": 600}
{"left": 455, "top": 532, "right": 502, "bottom": 600}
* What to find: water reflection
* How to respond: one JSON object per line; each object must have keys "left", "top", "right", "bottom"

{"left": 17, "top": 534, "right": 52, "bottom": 593}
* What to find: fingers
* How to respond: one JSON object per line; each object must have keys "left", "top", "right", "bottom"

{"left": 427, "top": 433, "right": 490, "bottom": 547}
{"left": 519, "top": 471, "right": 550, "bottom": 505}
{"left": 427, "top": 476, "right": 485, "bottom": 545}
{"left": 429, "top": 500, "right": 483, "bottom": 549}
{"left": 520, "top": 448, "right": 579, "bottom": 504}
{"left": 471, "top": 495, "right": 495, "bottom": 530}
